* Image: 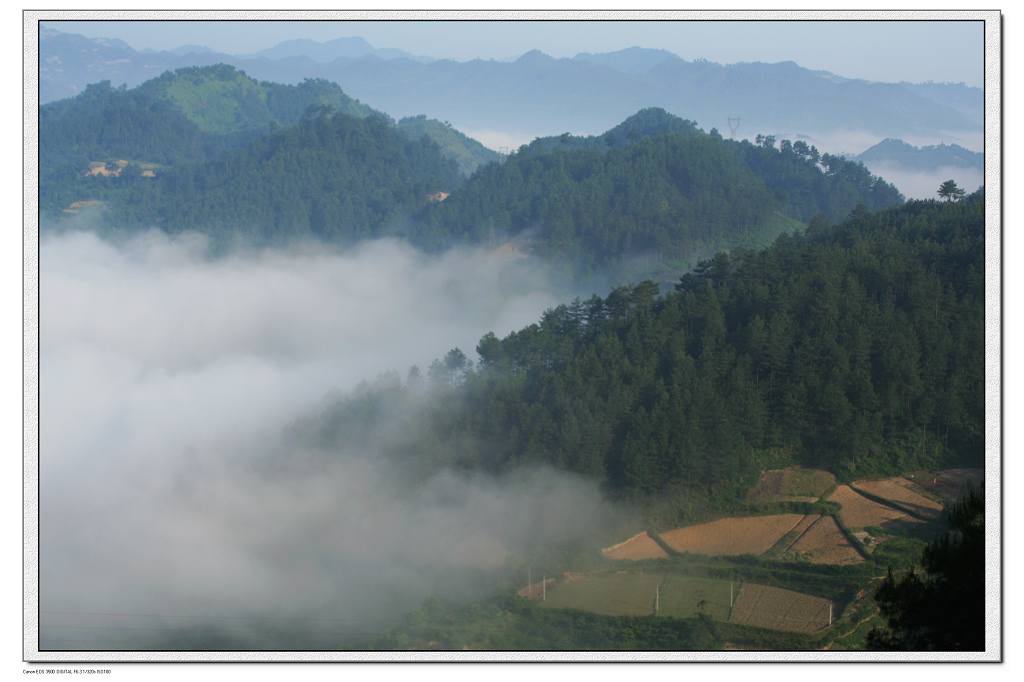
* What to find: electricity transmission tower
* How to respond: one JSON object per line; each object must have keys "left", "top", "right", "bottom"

{"left": 727, "top": 116, "right": 741, "bottom": 138}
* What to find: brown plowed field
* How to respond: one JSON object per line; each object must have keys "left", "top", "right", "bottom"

{"left": 729, "top": 583, "right": 831, "bottom": 633}
{"left": 787, "top": 515, "right": 864, "bottom": 565}
{"left": 747, "top": 467, "right": 836, "bottom": 504}
{"left": 660, "top": 514, "right": 805, "bottom": 556}
{"left": 601, "top": 532, "right": 668, "bottom": 560}
{"left": 828, "top": 485, "right": 915, "bottom": 529}
{"left": 855, "top": 477, "right": 944, "bottom": 518}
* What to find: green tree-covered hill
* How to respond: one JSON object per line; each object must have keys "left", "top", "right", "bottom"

{"left": 309, "top": 194, "right": 983, "bottom": 523}
{"left": 414, "top": 109, "right": 903, "bottom": 276}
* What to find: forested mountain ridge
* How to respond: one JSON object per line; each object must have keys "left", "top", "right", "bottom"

{"left": 105, "top": 108, "right": 464, "bottom": 244}
{"left": 413, "top": 109, "right": 903, "bottom": 276}
{"left": 45, "top": 96, "right": 902, "bottom": 280}
{"left": 41, "top": 65, "right": 373, "bottom": 168}
{"left": 309, "top": 193, "right": 983, "bottom": 523}
{"left": 40, "top": 65, "right": 496, "bottom": 216}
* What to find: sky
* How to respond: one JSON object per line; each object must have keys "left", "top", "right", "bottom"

{"left": 52, "top": 20, "right": 984, "bottom": 87}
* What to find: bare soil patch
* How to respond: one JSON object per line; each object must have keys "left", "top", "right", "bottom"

{"left": 828, "top": 485, "right": 915, "bottom": 529}
{"left": 787, "top": 515, "right": 864, "bottom": 565}
{"left": 601, "top": 532, "right": 668, "bottom": 560}
{"left": 660, "top": 514, "right": 805, "bottom": 557}
{"left": 854, "top": 477, "right": 944, "bottom": 519}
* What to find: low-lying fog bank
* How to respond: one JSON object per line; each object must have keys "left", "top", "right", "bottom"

{"left": 39, "top": 230, "right": 628, "bottom": 650}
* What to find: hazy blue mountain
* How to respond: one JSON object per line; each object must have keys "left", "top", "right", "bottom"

{"left": 856, "top": 138, "right": 983, "bottom": 172}
{"left": 41, "top": 28, "right": 981, "bottom": 145}
{"left": 283, "top": 51, "right": 980, "bottom": 142}
{"left": 572, "top": 47, "right": 679, "bottom": 73}
{"left": 246, "top": 36, "right": 432, "bottom": 63}
{"left": 900, "top": 81, "right": 985, "bottom": 129}
{"left": 39, "top": 27, "right": 243, "bottom": 103}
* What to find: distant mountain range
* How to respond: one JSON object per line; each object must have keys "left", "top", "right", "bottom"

{"left": 40, "top": 27, "right": 982, "bottom": 144}
{"left": 855, "top": 138, "right": 983, "bottom": 172}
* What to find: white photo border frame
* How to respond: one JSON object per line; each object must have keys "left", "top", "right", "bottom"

{"left": 22, "top": 7, "right": 1003, "bottom": 663}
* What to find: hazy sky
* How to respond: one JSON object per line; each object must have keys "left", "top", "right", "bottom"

{"left": 51, "top": 20, "right": 983, "bottom": 86}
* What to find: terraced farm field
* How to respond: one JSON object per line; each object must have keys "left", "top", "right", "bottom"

{"left": 828, "top": 485, "right": 915, "bottom": 529}
{"left": 601, "top": 532, "right": 669, "bottom": 560}
{"left": 786, "top": 515, "right": 864, "bottom": 565}
{"left": 729, "top": 583, "right": 832, "bottom": 633}
{"left": 854, "top": 477, "right": 943, "bottom": 518}
{"left": 538, "top": 572, "right": 661, "bottom": 616}
{"left": 660, "top": 514, "right": 805, "bottom": 556}
{"left": 747, "top": 467, "right": 836, "bottom": 504}
{"left": 657, "top": 575, "right": 733, "bottom": 622}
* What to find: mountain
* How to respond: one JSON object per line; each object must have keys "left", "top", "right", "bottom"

{"left": 396, "top": 116, "right": 501, "bottom": 176}
{"left": 414, "top": 109, "right": 903, "bottom": 277}
{"left": 105, "top": 109, "right": 462, "bottom": 245}
{"left": 309, "top": 192, "right": 984, "bottom": 516}
{"left": 573, "top": 47, "right": 680, "bottom": 74}
{"left": 40, "top": 65, "right": 497, "bottom": 215}
{"left": 247, "top": 36, "right": 431, "bottom": 63}
{"left": 40, "top": 28, "right": 982, "bottom": 145}
{"left": 295, "top": 52, "right": 980, "bottom": 141}
{"left": 855, "top": 138, "right": 983, "bottom": 172}
{"left": 45, "top": 101, "right": 902, "bottom": 280}
{"left": 39, "top": 26, "right": 241, "bottom": 103}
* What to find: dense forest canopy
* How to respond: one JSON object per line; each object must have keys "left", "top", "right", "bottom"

{"left": 308, "top": 194, "right": 983, "bottom": 522}
{"left": 107, "top": 109, "right": 464, "bottom": 244}
{"left": 413, "top": 109, "right": 903, "bottom": 276}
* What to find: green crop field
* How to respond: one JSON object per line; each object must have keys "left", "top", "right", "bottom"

{"left": 656, "top": 575, "right": 734, "bottom": 621}
{"left": 539, "top": 572, "right": 661, "bottom": 617}
{"left": 539, "top": 572, "right": 737, "bottom": 622}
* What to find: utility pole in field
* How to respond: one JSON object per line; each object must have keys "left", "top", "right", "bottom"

{"left": 655, "top": 582, "right": 660, "bottom": 615}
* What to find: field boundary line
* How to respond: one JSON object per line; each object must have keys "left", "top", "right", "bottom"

{"left": 829, "top": 512, "right": 874, "bottom": 561}
{"left": 647, "top": 528, "right": 681, "bottom": 557}
{"left": 781, "top": 514, "right": 825, "bottom": 555}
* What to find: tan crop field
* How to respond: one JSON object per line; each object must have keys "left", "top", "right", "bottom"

{"left": 747, "top": 466, "right": 836, "bottom": 504}
{"left": 854, "top": 477, "right": 943, "bottom": 518}
{"left": 828, "top": 485, "right": 915, "bottom": 529}
{"left": 601, "top": 532, "right": 668, "bottom": 560}
{"left": 660, "top": 514, "right": 805, "bottom": 556}
{"left": 787, "top": 515, "right": 864, "bottom": 565}
{"left": 729, "top": 583, "right": 832, "bottom": 633}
